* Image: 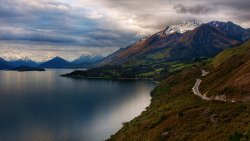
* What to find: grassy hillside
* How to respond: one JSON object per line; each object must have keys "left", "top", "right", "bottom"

{"left": 107, "top": 40, "right": 250, "bottom": 141}
{"left": 200, "top": 40, "right": 250, "bottom": 100}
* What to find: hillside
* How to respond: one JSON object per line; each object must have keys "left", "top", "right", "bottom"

{"left": 107, "top": 40, "right": 250, "bottom": 141}
{"left": 200, "top": 40, "right": 250, "bottom": 101}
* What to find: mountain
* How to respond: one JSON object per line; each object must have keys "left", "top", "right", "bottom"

{"left": 100, "top": 21, "right": 246, "bottom": 66}
{"left": 159, "top": 20, "right": 201, "bottom": 36}
{"left": 108, "top": 40, "right": 250, "bottom": 141}
{"left": 0, "top": 57, "right": 12, "bottom": 70}
{"left": 208, "top": 21, "right": 250, "bottom": 41}
{"left": 9, "top": 57, "right": 38, "bottom": 67}
{"left": 72, "top": 55, "right": 103, "bottom": 65}
{"left": 39, "top": 57, "right": 72, "bottom": 68}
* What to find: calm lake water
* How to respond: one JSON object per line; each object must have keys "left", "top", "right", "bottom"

{"left": 0, "top": 69, "right": 155, "bottom": 141}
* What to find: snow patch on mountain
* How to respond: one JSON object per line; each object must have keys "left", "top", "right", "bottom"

{"left": 157, "top": 20, "right": 201, "bottom": 36}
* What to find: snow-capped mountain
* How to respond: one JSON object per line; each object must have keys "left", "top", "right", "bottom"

{"left": 9, "top": 57, "right": 38, "bottom": 67}
{"left": 72, "top": 55, "right": 103, "bottom": 65}
{"left": 100, "top": 20, "right": 247, "bottom": 66}
{"left": 157, "top": 20, "right": 201, "bottom": 36}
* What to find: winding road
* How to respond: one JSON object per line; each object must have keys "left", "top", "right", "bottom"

{"left": 192, "top": 78, "right": 211, "bottom": 100}
{"left": 192, "top": 69, "right": 235, "bottom": 102}
{"left": 192, "top": 70, "right": 211, "bottom": 100}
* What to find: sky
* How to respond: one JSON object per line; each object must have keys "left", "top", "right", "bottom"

{"left": 0, "top": 0, "right": 249, "bottom": 61}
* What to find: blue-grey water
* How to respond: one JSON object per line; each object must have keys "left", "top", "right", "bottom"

{"left": 0, "top": 69, "right": 154, "bottom": 141}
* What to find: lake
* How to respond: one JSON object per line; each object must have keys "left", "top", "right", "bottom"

{"left": 0, "top": 69, "right": 155, "bottom": 141}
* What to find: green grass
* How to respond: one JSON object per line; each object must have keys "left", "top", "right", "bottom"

{"left": 168, "top": 63, "right": 193, "bottom": 73}
{"left": 212, "top": 40, "right": 250, "bottom": 67}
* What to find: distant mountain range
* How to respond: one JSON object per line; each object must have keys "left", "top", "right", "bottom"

{"left": 9, "top": 57, "right": 38, "bottom": 67}
{"left": 99, "top": 21, "right": 250, "bottom": 66}
{"left": 0, "top": 55, "right": 103, "bottom": 70}
{"left": 72, "top": 55, "right": 103, "bottom": 65}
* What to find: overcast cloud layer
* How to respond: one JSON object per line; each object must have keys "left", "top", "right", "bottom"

{"left": 0, "top": 0, "right": 249, "bottom": 61}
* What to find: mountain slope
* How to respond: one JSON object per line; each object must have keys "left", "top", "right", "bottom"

{"left": 200, "top": 40, "right": 250, "bottom": 100}
{"left": 108, "top": 40, "right": 250, "bottom": 141}
{"left": 208, "top": 21, "right": 250, "bottom": 41}
{"left": 0, "top": 57, "right": 12, "bottom": 70}
{"left": 39, "top": 57, "right": 72, "bottom": 68}
{"left": 9, "top": 57, "right": 38, "bottom": 67}
{"left": 100, "top": 21, "right": 248, "bottom": 66}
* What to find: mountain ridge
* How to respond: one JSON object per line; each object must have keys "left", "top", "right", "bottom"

{"left": 72, "top": 55, "right": 103, "bottom": 65}
{"left": 99, "top": 21, "right": 247, "bottom": 66}
{"left": 9, "top": 57, "right": 38, "bottom": 67}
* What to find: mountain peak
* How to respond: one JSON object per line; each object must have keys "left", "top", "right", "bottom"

{"left": 19, "top": 56, "right": 32, "bottom": 61}
{"left": 53, "top": 56, "right": 64, "bottom": 59}
{"left": 157, "top": 20, "right": 201, "bottom": 36}
{"left": 8, "top": 57, "right": 38, "bottom": 67}
{"left": 208, "top": 21, "right": 250, "bottom": 41}
{"left": 39, "top": 56, "right": 71, "bottom": 68}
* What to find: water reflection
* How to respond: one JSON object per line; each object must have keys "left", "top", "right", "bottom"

{"left": 0, "top": 70, "right": 155, "bottom": 141}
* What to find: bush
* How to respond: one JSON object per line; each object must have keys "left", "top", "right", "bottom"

{"left": 228, "top": 131, "right": 245, "bottom": 141}
{"left": 149, "top": 114, "right": 166, "bottom": 129}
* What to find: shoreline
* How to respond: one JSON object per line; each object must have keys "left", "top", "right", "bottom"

{"left": 60, "top": 75, "right": 161, "bottom": 82}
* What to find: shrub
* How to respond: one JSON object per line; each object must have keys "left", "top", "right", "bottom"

{"left": 228, "top": 131, "right": 245, "bottom": 141}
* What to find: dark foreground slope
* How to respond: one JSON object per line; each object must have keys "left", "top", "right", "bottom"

{"left": 107, "top": 41, "right": 250, "bottom": 141}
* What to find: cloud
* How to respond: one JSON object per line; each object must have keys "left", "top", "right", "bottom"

{"left": 0, "top": 41, "right": 118, "bottom": 61}
{"left": 0, "top": 0, "right": 250, "bottom": 61}
{"left": 173, "top": 4, "right": 215, "bottom": 15}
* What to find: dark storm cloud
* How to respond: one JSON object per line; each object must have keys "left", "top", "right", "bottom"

{"left": 173, "top": 4, "right": 214, "bottom": 15}
{"left": 214, "top": 0, "right": 250, "bottom": 11}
